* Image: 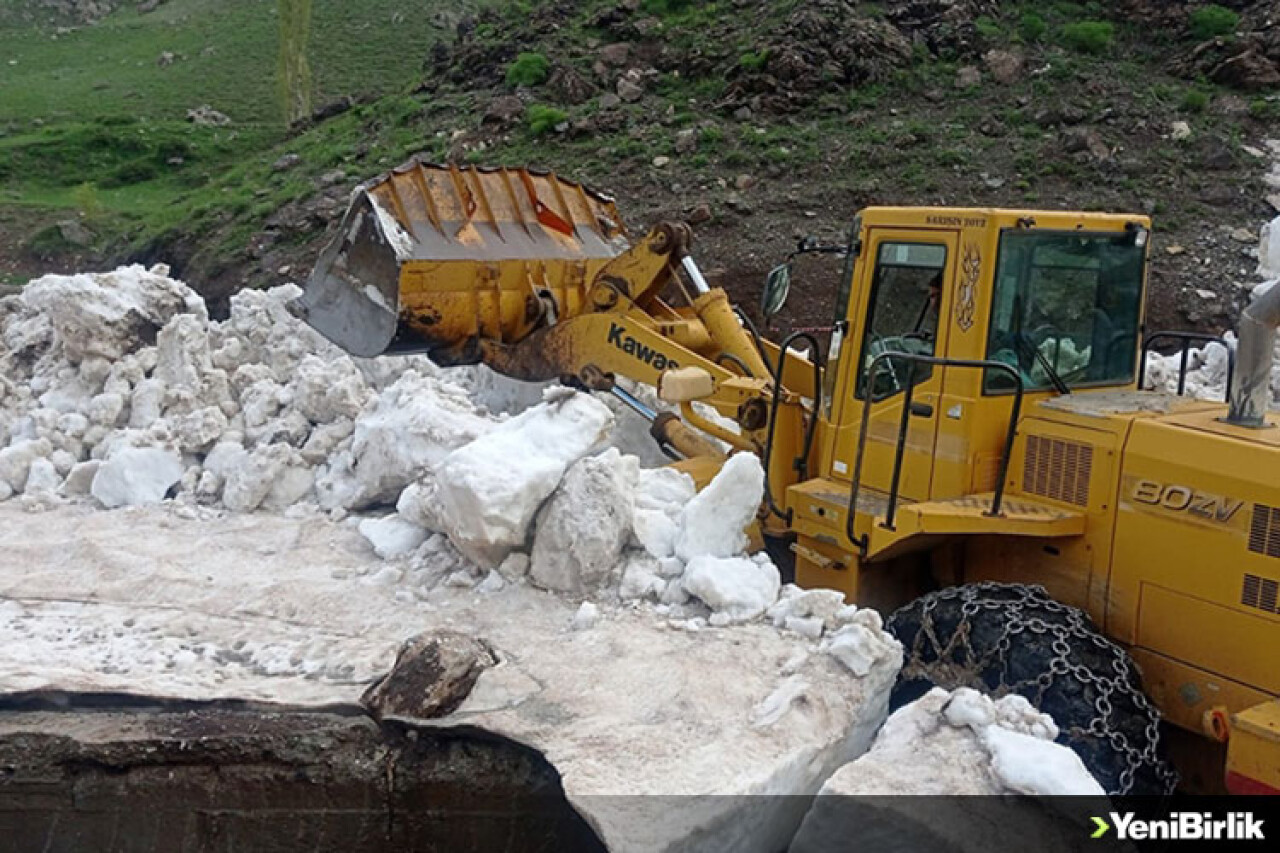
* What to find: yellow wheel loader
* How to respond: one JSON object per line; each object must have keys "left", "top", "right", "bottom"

{"left": 297, "top": 160, "right": 1280, "bottom": 796}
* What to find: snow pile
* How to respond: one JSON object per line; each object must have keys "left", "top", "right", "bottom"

{"left": 816, "top": 686, "right": 1102, "bottom": 796}
{"left": 0, "top": 265, "right": 822, "bottom": 633}
{"left": 1145, "top": 217, "right": 1280, "bottom": 408}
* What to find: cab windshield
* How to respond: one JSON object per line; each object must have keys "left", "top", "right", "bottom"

{"left": 984, "top": 230, "right": 1145, "bottom": 394}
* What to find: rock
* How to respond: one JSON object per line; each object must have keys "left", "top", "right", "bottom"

{"left": 361, "top": 631, "right": 496, "bottom": 721}
{"left": 157, "top": 51, "right": 175, "bottom": 67}
{"left": 310, "top": 95, "right": 353, "bottom": 123}
{"left": 497, "top": 551, "right": 531, "bottom": 582}
{"left": 983, "top": 50, "right": 1023, "bottom": 85}
{"left": 1231, "top": 227, "right": 1255, "bottom": 244}
{"left": 1060, "top": 126, "right": 1110, "bottom": 161}
{"left": 315, "top": 168, "right": 346, "bottom": 188}
{"left": 547, "top": 65, "right": 596, "bottom": 105}
{"left": 530, "top": 449, "right": 637, "bottom": 594}
{"left": 599, "top": 92, "right": 622, "bottom": 109}
{"left": 1170, "top": 120, "right": 1191, "bottom": 141}
{"left": 90, "top": 446, "right": 183, "bottom": 508}
{"left": 1210, "top": 46, "right": 1280, "bottom": 92}
{"left": 734, "top": 174, "right": 757, "bottom": 191}
{"left": 1165, "top": 244, "right": 1186, "bottom": 256}
{"left": 481, "top": 95, "right": 525, "bottom": 126}
{"left": 725, "top": 193, "right": 754, "bottom": 215}
{"left": 955, "top": 66, "right": 982, "bottom": 88}
{"left": 359, "top": 515, "right": 429, "bottom": 559}
{"left": 1201, "top": 139, "right": 1236, "bottom": 170}
{"left": 674, "top": 128, "right": 698, "bottom": 154}
{"left": 56, "top": 219, "right": 95, "bottom": 247}
{"left": 1195, "top": 288, "right": 1218, "bottom": 300}
{"left": 616, "top": 75, "right": 645, "bottom": 103}
{"left": 599, "top": 42, "right": 631, "bottom": 67}
{"left": 272, "top": 153, "right": 302, "bottom": 172}
{"left": 186, "top": 105, "right": 231, "bottom": 126}
{"left": 652, "top": 155, "right": 670, "bottom": 168}
{"left": 686, "top": 202, "right": 712, "bottom": 225}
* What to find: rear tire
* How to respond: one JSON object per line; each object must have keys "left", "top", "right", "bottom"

{"left": 886, "top": 582, "right": 1178, "bottom": 795}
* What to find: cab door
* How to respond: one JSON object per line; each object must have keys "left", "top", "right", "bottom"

{"left": 828, "top": 230, "right": 959, "bottom": 503}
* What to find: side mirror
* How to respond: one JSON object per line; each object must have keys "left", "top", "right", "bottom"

{"left": 761, "top": 263, "right": 792, "bottom": 318}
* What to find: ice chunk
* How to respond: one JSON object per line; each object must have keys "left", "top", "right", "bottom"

{"left": 982, "top": 725, "right": 1104, "bottom": 796}
{"left": 530, "top": 449, "right": 637, "bottom": 594}
{"left": 346, "top": 372, "right": 497, "bottom": 508}
{"left": 618, "top": 553, "right": 665, "bottom": 601}
{"left": 0, "top": 438, "right": 52, "bottom": 492}
{"left": 680, "top": 554, "right": 781, "bottom": 623}
{"left": 1260, "top": 215, "right": 1280, "bottom": 281}
{"left": 22, "top": 265, "right": 205, "bottom": 362}
{"left": 820, "top": 618, "right": 900, "bottom": 677}
{"left": 90, "top": 446, "right": 184, "bottom": 508}
{"left": 631, "top": 466, "right": 696, "bottom": 559}
{"left": 675, "top": 453, "right": 764, "bottom": 561}
{"left": 767, "top": 585, "right": 847, "bottom": 634}
{"left": 432, "top": 390, "right": 613, "bottom": 567}
{"left": 359, "top": 515, "right": 429, "bottom": 559}
{"left": 570, "top": 601, "right": 601, "bottom": 631}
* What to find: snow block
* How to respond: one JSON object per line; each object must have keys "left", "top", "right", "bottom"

{"left": 90, "top": 446, "right": 184, "bottom": 508}
{"left": 681, "top": 554, "right": 781, "bottom": 624}
{"left": 432, "top": 390, "right": 613, "bottom": 567}
{"left": 675, "top": 452, "right": 764, "bottom": 561}
{"left": 530, "top": 449, "right": 638, "bottom": 594}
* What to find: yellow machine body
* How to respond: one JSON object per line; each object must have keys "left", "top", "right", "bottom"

{"left": 302, "top": 163, "right": 1279, "bottom": 793}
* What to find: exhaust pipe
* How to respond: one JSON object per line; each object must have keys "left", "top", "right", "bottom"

{"left": 1226, "top": 281, "right": 1280, "bottom": 427}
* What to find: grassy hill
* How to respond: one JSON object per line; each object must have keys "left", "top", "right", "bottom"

{"left": 1, "top": 0, "right": 1277, "bottom": 332}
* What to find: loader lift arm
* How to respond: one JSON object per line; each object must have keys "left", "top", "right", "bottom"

{"left": 296, "top": 161, "right": 818, "bottom": 497}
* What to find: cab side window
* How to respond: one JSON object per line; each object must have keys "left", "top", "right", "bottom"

{"left": 856, "top": 242, "right": 948, "bottom": 400}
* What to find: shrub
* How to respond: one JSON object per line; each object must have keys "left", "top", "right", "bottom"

{"left": 71, "top": 182, "right": 103, "bottom": 219}
{"left": 1060, "top": 21, "right": 1114, "bottom": 54}
{"left": 1018, "top": 12, "right": 1047, "bottom": 42}
{"left": 1181, "top": 89, "right": 1210, "bottom": 112}
{"left": 1248, "top": 98, "right": 1278, "bottom": 120}
{"left": 505, "top": 52, "right": 550, "bottom": 87}
{"left": 739, "top": 50, "right": 769, "bottom": 71}
{"left": 1189, "top": 5, "right": 1239, "bottom": 41}
{"left": 526, "top": 104, "right": 567, "bottom": 135}
{"left": 641, "top": 0, "right": 694, "bottom": 14}
{"left": 974, "top": 16, "right": 1003, "bottom": 41}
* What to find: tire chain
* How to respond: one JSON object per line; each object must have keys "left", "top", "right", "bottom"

{"left": 891, "top": 581, "right": 1179, "bottom": 796}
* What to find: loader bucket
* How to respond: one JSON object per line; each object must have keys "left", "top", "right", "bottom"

{"left": 296, "top": 160, "right": 629, "bottom": 359}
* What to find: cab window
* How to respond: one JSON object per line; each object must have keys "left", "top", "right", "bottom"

{"left": 856, "top": 242, "right": 948, "bottom": 400}
{"left": 983, "top": 230, "right": 1145, "bottom": 394}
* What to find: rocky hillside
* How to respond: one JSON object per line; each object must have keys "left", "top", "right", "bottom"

{"left": 3, "top": 0, "right": 1278, "bottom": 334}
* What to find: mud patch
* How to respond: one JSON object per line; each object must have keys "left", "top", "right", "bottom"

{"left": 0, "top": 706, "right": 603, "bottom": 853}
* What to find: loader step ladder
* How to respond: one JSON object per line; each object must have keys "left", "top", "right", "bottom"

{"left": 863, "top": 492, "right": 1086, "bottom": 559}
{"left": 846, "top": 352, "right": 1083, "bottom": 561}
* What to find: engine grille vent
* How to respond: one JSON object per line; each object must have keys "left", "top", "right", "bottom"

{"left": 1241, "top": 573, "right": 1279, "bottom": 615}
{"left": 1249, "top": 504, "right": 1280, "bottom": 559}
{"left": 1022, "top": 435, "right": 1092, "bottom": 507}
